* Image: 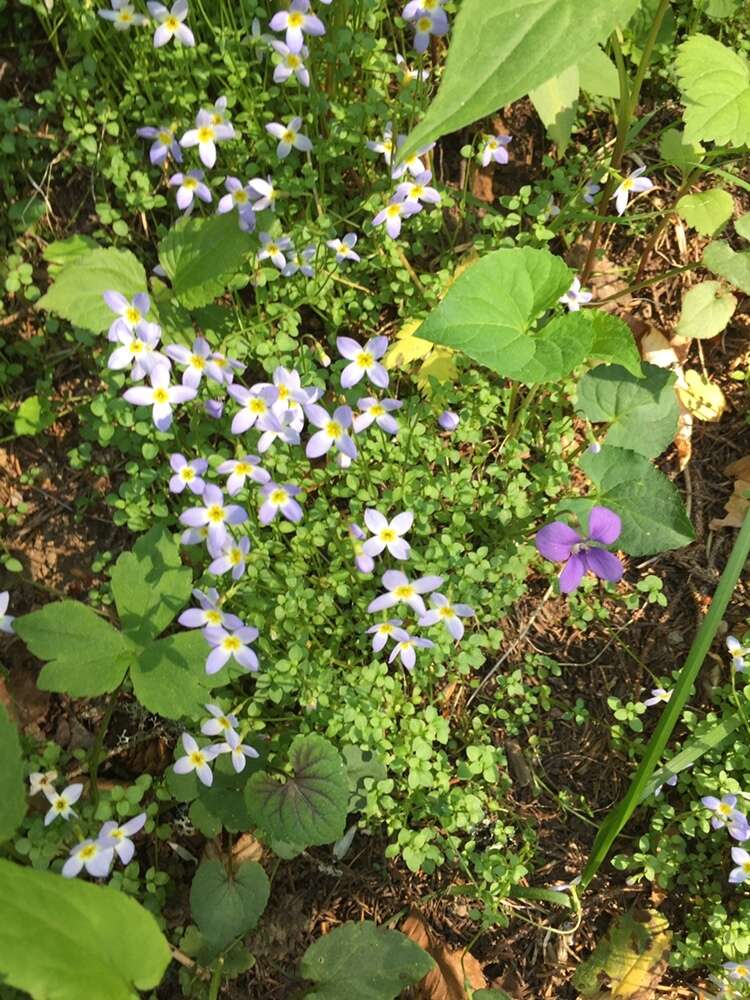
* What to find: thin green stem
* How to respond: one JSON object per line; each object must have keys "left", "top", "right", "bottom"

{"left": 88, "top": 684, "right": 122, "bottom": 808}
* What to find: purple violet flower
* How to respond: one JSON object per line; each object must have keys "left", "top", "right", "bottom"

{"left": 438, "top": 410, "right": 459, "bottom": 431}
{"left": 535, "top": 506, "right": 624, "bottom": 594}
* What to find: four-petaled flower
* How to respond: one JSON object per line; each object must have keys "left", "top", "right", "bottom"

{"left": 107, "top": 319, "right": 163, "bottom": 379}
{"left": 730, "top": 847, "right": 750, "bottom": 884}
{"left": 702, "top": 794, "right": 750, "bottom": 839}
{"left": 43, "top": 782, "right": 83, "bottom": 826}
{"left": 306, "top": 404, "right": 357, "bottom": 460}
{"left": 724, "top": 962, "right": 750, "bottom": 981}
{"left": 271, "top": 40, "right": 310, "bottom": 86}
{"left": 98, "top": 813, "right": 147, "bottom": 865}
{"left": 173, "top": 732, "right": 218, "bottom": 785}
{"left": 367, "top": 619, "right": 403, "bottom": 651}
{"left": 228, "top": 384, "right": 279, "bottom": 434}
{"left": 613, "top": 166, "right": 654, "bottom": 216}
{"left": 201, "top": 703, "right": 239, "bottom": 738}
{"left": 62, "top": 839, "right": 114, "bottom": 879}
{"left": 98, "top": 1, "right": 148, "bottom": 31}
{"left": 169, "top": 169, "right": 212, "bottom": 212}
{"left": 644, "top": 687, "right": 673, "bottom": 707}
{"left": 362, "top": 509, "right": 413, "bottom": 561}
{"left": 409, "top": 7, "right": 448, "bottom": 52}
{"left": 103, "top": 290, "right": 151, "bottom": 341}
{"left": 258, "top": 231, "right": 293, "bottom": 269}
{"left": 372, "top": 199, "right": 420, "bottom": 238}
{"left": 168, "top": 453, "right": 208, "bottom": 494}
{"left": 215, "top": 729, "right": 260, "bottom": 773}
{"left": 394, "top": 170, "right": 441, "bottom": 206}
{"left": 337, "top": 336, "right": 388, "bottom": 389}
{"left": 727, "top": 636, "right": 749, "bottom": 672}
{"left": 560, "top": 277, "right": 593, "bottom": 312}
{"left": 217, "top": 177, "right": 257, "bottom": 231}
{"left": 147, "top": 0, "right": 195, "bottom": 46}
{"left": 136, "top": 123, "right": 183, "bottom": 164}
{"left": 269, "top": 0, "right": 325, "bottom": 53}
{"left": 209, "top": 536, "right": 251, "bottom": 579}
{"left": 419, "top": 592, "right": 474, "bottom": 640}
{"left": 535, "top": 506, "right": 623, "bottom": 594}
{"left": 165, "top": 337, "right": 224, "bottom": 388}
{"left": 181, "top": 108, "right": 234, "bottom": 168}
{"left": 354, "top": 397, "right": 402, "bottom": 435}
{"left": 259, "top": 482, "right": 304, "bottom": 524}
{"left": 389, "top": 630, "right": 435, "bottom": 670}
{"left": 327, "top": 233, "right": 360, "bottom": 263}
{"left": 123, "top": 365, "right": 197, "bottom": 431}
{"left": 367, "top": 570, "right": 443, "bottom": 615}
{"left": 28, "top": 770, "right": 56, "bottom": 795}
{"left": 178, "top": 588, "right": 243, "bottom": 630}
{"left": 266, "top": 117, "right": 313, "bottom": 159}
{"left": 218, "top": 455, "right": 270, "bottom": 495}
{"left": 179, "top": 484, "right": 247, "bottom": 550}
{"left": 480, "top": 134, "right": 511, "bottom": 167}
{"left": 204, "top": 625, "right": 260, "bottom": 674}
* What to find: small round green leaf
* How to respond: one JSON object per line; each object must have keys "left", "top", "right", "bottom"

{"left": 676, "top": 188, "right": 734, "bottom": 236}
{"left": 676, "top": 281, "right": 737, "bottom": 340}
{"left": 190, "top": 859, "right": 270, "bottom": 952}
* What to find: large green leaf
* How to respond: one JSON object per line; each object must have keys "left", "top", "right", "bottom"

{"left": 580, "top": 446, "right": 694, "bottom": 555}
{"left": 576, "top": 363, "right": 678, "bottom": 458}
{"left": 735, "top": 213, "right": 750, "bottom": 240}
{"left": 675, "top": 188, "right": 734, "bottom": 236}
{"left": 130, "top": 631, "right": 216, "bottom": 720}
{"left": 703, "top": 241, "right": 750, "bottom": 295}
{"left": 399, "top": 0, "right": 639, "bottom": 162}
{"left": 14, "top": 601, "right": 134, "bottom": 698}
{"left": 190, "top": 859, "right": 270, "bottom": 952}
{"left": 675, "top": 34, "right": 750, "bottom": 148}
{"left": 0, "top": 706, "right": 26, "bottom": 843}
{"left": 676, "top": 280, "right": 737, "bottom": 340}
{"left": 578, "top": 46, "right": 619, "bottom": 98}
{"left": 246, "top": 734, "right": 349, "bottom": 848}
{"left": 529, "top": 65, "right": 579, "bottom": 150}
{"left": 299, "top": 921, "right": 434, "bottom": 1000}
{"left": 37, "top": 247, "right": 148, "bottom": 334}
{"left": 0, "top": 859, "right": 171, "bottom": 999}
{"left": 587, "top": 312, "right": 642, "bottom": 378}
{"left": 158, "top": 213, "right": 253, "bottom": 309}
{"left": 415, "top": 248, "right": 570, "bottom": 381}
{"left": 515, "top": 311, "right": 594, "bottom": 384}
{"left": 111, "top": 527, "right": 192, "bottom": 645}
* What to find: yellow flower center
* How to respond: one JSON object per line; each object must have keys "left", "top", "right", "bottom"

{"left": 159, "top": 130, "right": 173, "bottom": 144}
{"left": 54, "top": 799, "right": 66, "bottom": 812}
{"left": 191, "top": 354, "right": 205, "bottom": 369}
{"left": 183, "top": 177, "right": 198, "bottom": 190}
{"left": 379, "top": 623, "right": 394, "bottom": 634}
{"left": 266, "top": 243, "right": 279, "bottom": 255}
{"left": 282, "top": 129, "right": 296, "bottom": 143}
{"left": 234, "top": 189, "right": 248, "bottom": 204}
{"left": 210, "top": 112, "right": 223, "bottom": 125}
{"left": 278, "top": 384, "right": 289, "bottom": 399}
{"left": 411, "top": 185, "right": 425, "bottom": 198}
{"left": 438, "top": 605, "right": 455, "bottom": 619}
{"left": 165, "top": 15, "right": 179, "bottom": 30}
{"left": 417, "top": 15, "right": 431, "bottom": 30}
{"left": 380, "top": 528, "right": 396, "bottom": 542}
{"left": 249, "top": 398, "right": 267, "bottom": 413}
{"left": 386, "top": 204, "right": 402, "bottom": 218}
{"left": 287, "top": 54, "right": 301, "bottom": 67}
{"left": 235, "top": 462, "right": 251, "bottom": 474}
{"left": 223, "top": 636, "right": 241, "bottom": 652}
{"left": 356, "top": 351, "right": 374, "bottom": 368}
{"left": 288, "top": 11, "right": 304, "bottom": 27}
{"left": 737, "top": 965, "right": 749, "bottom": 977}
{"left": 621, "top": 178, "right": 634, "bottom": 190}
{"left": 395, "top": 585, "right": 414, "bottom": 600}
{"left": 205, "top": 609, "right": 222, "bottom": 626}
{"left": 383, "top": 139, "right": 393, "bottom": 153}
{"left": 218, "top": 716, "right": 231, "bottom": 729}
{"left": 125, "top": 306, "right": 141, "bottom": 324}
{"left": 197, "top": 126, "right": 215, "bottom": 143}
{"left": 118, "top": 10, "right": 133, "bottom": 22}
{"left": 80, "top": 844, "right": 98, "bottom": 860}
{"left": 229, "top": 548, "right": 243, "bottom": 565}
{"left": 719, "top": 803, "right": 733, "bottom": 815}
{"left": 271, "top": 488, "right": 288, "bottom": 505}
{"left": 181, "top": 466, "right": 195, "bottom": 480}
{"left": 370, "top": 404, "right": 385, "bottom": 417}
{"left": 131, "top": 341, "right": 144, "bottom": 354}
{"left": 189, "top": 750, "right": 206, "bottom": 766}
{"left": 207, "top": 504, "right": 225, "bottom": 523}
{"left": 153, "top": 388, "right": 169, "bottom": 404}
{"left": 326, "top": 420, "right": 342, "bottom": 439}
{"left": 111, "top": 828, "right": 124, "bottom": 841}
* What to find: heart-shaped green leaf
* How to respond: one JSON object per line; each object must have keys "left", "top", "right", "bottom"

{"left": 190, "top": 859, "right": 270, "bottom": 952}
{"left": 676, "top": 280, "right": 737, "bottom": 340}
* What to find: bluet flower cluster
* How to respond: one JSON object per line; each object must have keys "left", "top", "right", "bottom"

{"left": 173, "top": 704, "right": 259, "bottom": 786}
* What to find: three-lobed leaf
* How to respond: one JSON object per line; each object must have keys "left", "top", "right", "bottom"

{"left": 0, "top": 859, "right": 171, "bottom": 1000}
{"left": 0, "top": 707, "right": 26, "bottom": 843}
{"left": 675, "top": 34, "right": 750, "bottom": 148}
{"left": 300, "top": 921, "right": 434, "bottom": 1000}
{"left": 246, "top": 734, "right": 349, "bottom": 849}
{"left": 14, "top": 601, "right": 134, "bottom": 698}
{"left": 576, "top": 363, "right": 678, "bottom": 458}
{"left": 676, "top": 280, "right": 737, "bottom": 340}
{"left": 37, "top": 247, "right": 148, "bottom": 334}
{"left": 190, "top": 859, "right": 270, "bottom": 952}
{"left": 399, "top": 0, "right": 639, "bottom": 162}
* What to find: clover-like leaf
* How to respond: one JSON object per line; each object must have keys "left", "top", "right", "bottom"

{"left": 675, "top": 34, "right": 750, "bottom": 148}
{"left": 676, "top": 280, "right": 737, "bottom": 340}
{"left": 245, "top": 734, "right": 349, "bottom": 848}
{"left": 0, "top": 859, "right": 171, "bottom": 1000}
{"left": 0, "top": 707, "right": 26, "bottom": 843}
{"left": 576, "top": 363, "right": 678, "bottom": 458}
{"left": 190, "top": 859, "right": 270, "bottom": 952}
{"left": 14, "top": 601, "right": 135, "bottom": 698}
{"left": 300, "top": 921, "right": 434, "bottom": 1000}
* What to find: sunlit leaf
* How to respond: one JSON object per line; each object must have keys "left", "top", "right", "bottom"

{"left": 675, "top": 34, "right": 750, "bottom": 148}
{"left": 676, "top": 280, "right": 737, "bottom": 340}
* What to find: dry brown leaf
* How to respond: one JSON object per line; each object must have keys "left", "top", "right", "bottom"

{"left": 231, "top": 832, "right": 264, "bottom": 865}
{"left": 710, "top": 456, "right": 750, "bottom": 530}
{"left": 401, "top": 909, "right": 486, "bottom": 999}
{"left": 676, "top": 371, "right": 727, "bottom": 422}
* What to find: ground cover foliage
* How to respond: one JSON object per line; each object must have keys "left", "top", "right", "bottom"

{"left": 2, "top": 0, "right": 750, "bottom": 997}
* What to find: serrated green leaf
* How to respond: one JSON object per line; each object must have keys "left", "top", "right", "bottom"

{"left": 42, "top": 235, "right": 100, "bottom": 277}
{"left": 576, "top": 363, "right": 678, "bottom": 458}
{"left": 14, "top": 601, "right": 133, "bottom": 698}
{"left": 735, "top": 213, "right": 750, "bottom": 240}
{"left": 676, "top": 280, "right": 737, "bottom": 340}
{"left": 415, "top": 248, "right": 571, "bottom": 382}
{"left": 588, "top": 312, "right": 642, "bottom": 377}
{"left": 158, "top": 214, "right": 252, "bottom": 309}
{"left": 0, "top": 707, "right": 26, "bottom": 843}
{"left": 578, "top": 45, "right": 619, "bottom": 98}
{"left": 399, "top": 0, "right": 639, "bottom": 162}
{"left": 581, "top": 445, "right": 694, "bottom": 555}
{"left": 111, "top": 527, "right": 192, "bottom": 645}
{"left": 0, "top": 859, "right": 170, "bottom": 1000}
{"left": 658, "top": 128, "right": 704, "bottom": 178}
{"left": 190, "top": 860, "right": 270, "bottom": 952}
{"left": 515, "top": 311, "right": 594, "bottom": 384}
{"left": 130, "top": 631, "right": 217, "bottom": 720}
{"left": 676, "top": 188, "right": 734, "bottom": 236}
{"left": 299, "top": 921, "right": 434, "bottom": 1000}
{"left": 529, "top": 65, "right": 579, "bottom": 150}
{"left": 246, "top": 734, "right": 349, "bottom": 848}
{"left": 675, "top": 34, "right": 750, "bottom": 148}
{"left": 37, "top": 247, "right": 148, "bottom": 333}
{"left": 703, "top": 241, "right": 750, "bottom": 294}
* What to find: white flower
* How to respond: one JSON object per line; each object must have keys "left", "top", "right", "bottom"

{"left": 265, "top": 117, "right": 313, "bottom": 159}
{"left": 559, "top": 277, "right": 593, "bottom": 312}
{"left": 122, "top": 364, "right": 197, "bottom": 431}
{"left": 97, "top": 1, "right": 148, "bottom": 30}
{"left": 180, "top": 109, "right": 234, "bottom": 168}
{"left": 326, "top": 233, "right": 360, "bottom": 264}
{"left": 43, "top": 782, "right": 83, "bottom": 826}
{"left": 147, "top": 0, "right": 195, "bottom": 47}
{"left": 362, "top": 509, "right": 413, "bottom": 561}
{"left": 173, "top": 733, "right": 219, "bottom": 786}
{"left": 0, "top": 591, "right": 15, "bottom": 634}
{"left": 62, "top": 839, "right": 115, "bottom": 879}
{"left": 612, "top": 166, "right": 654, "bottom": 215}
{"left": 97, "top": 813, "right": 147, "bottom": 864}
{"left": 28, "top": 770, "right": 57, "bottom": 795}
{"left": 214, "top": 729, "right": 259, "bottom": 773}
